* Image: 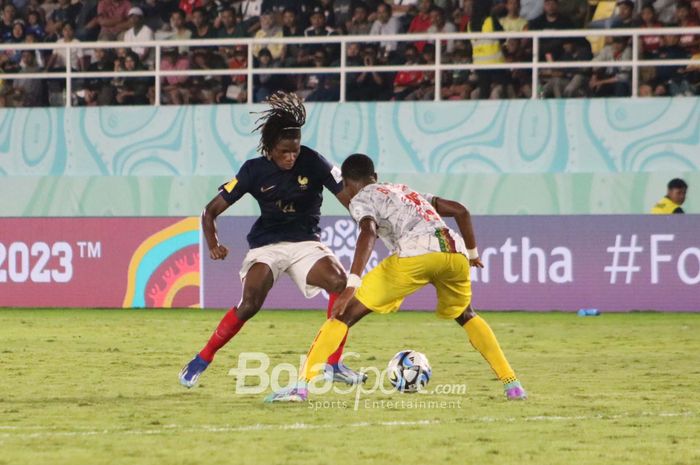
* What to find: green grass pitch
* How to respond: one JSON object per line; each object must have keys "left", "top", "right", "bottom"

{"left": 0, "top": 309, "right": 699, "bottom": 465}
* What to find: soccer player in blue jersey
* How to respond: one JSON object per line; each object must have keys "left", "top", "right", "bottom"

{"left": 179, "top": 92, "right": 365, "bottom": 388}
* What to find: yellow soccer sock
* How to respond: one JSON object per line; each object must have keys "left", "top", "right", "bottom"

{"left": 463, "top": 315, "right": 517, "bottom": 384}
{"left": 300, "top": 319, "right": 349, "bottom": 382}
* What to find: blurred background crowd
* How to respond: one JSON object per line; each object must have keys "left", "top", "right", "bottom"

{"left": 0, "top": 0, "right": 698, "bottom": 106}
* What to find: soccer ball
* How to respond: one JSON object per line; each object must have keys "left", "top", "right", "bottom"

{"left": 386, "top": 350, "right": 432, "bottom": 393}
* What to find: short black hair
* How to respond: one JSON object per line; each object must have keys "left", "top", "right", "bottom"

{"left": 668, "top": 178, "right": 688, "bottom": 190}
{"left": 341, "top": 154, "right": 375, "bottom": 181}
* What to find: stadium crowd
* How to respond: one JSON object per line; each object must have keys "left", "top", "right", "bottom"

{"left": 0, "top": 0, "right": 698, "bottom": 106}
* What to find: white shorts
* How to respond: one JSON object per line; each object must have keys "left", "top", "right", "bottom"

{"left": 239, "top": 241, "right": 341, "bottom": 298}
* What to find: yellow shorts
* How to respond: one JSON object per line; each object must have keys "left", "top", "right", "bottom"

{"left": 355, "top": 252, "right": 472, "bottom": 319}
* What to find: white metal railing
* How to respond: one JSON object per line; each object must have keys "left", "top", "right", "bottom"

{"left": 1, "top": 27, "right": 699, "bottom": 106}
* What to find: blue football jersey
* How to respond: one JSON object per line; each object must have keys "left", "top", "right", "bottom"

{"left": 219, "top": 146, "right": 343, "bottom": 248}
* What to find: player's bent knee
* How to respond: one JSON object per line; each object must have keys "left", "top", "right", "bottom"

{"left": 326, "top": 273, "right": 347, "bottom": 294}
{"left": 237, "top": 297, "right": 264, "bottom": 321}
{"left": 454, "top": 306, "right": 477, "bottom": 326}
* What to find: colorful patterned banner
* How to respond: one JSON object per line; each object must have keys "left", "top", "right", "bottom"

{"left": 0, "top": 218, "right": 200, "bottom": 308}
{"left": 0, "top": 99, "right": 697, "bottom": 216}
{"left": 203, "top": 215, "right": 700, "bottom": 312}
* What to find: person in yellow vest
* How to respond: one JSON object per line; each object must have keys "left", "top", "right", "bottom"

{"left": 651, "top": 178, "right": 688, "bottom": 214}
{"left": 469, "top": 0, "right": 508, "bottom": 99}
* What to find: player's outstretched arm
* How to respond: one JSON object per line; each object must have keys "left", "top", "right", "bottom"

{"left": 332, "top": 217, "right": 377, "bottom": 318}
{"left": 349, "top": 217, "right": 377, "bottom": 277}
{"left": 433, "top": 197, "right": 484, "bottom": 268}
{"left": 202, "top": 195, "right": 231, "bottom": 260}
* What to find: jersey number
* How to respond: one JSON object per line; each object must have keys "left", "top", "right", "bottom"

{"left": 275, "top": 200, "right": 296, "bottom": 213}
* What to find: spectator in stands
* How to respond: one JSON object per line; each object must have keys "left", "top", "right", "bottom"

{"left": 46, "top": 22, "right": 85, "bottom": 71}
{"left": 86, "top": 46, "right": 115, "bottom": 104}
{"left": 347, "top": 44, "right": 391, "bottom": 100}
{"left": 404, "top": 42, "right": 435, "bottom": 100}
{"left": 88, "top": 45, "right": 113, "bottom": 71}
{"left": 281, "top": 7, "right": 301, "bottom": 36}
{"left": 299, "top": 48, "right": 340, "bottom": 101}
{"left": 332, "top": 0, "right": 354, "bottom": 33}
{"left": 190, "top": 6, "right": 215, "bottom": 38}
{"left": 237, "top": 0, "right": 263, "bottom": 35}
{"left": 610, "top": 0, "right": 640, "bottom": 28}
{"left": 693, "top": 0, "right": 700, "bottom": 20}
{"left": 179, "top": 0, "right": 202, "bottom": 18}
{"left": 528, "top": 0, "right": 574, "bottom": 62}
{"left": 97, "top": 0, "right": 132, "bottom": 41}
{"left": 124, "top": 7, "right": 154, "bottom": 67}
{"left": 301, "top": 6, "right": 337, "bottom": 65}
{"left": 50, "top": 0, "right": 80, "bottom": 32}
{"left": 25, "top": 10, "right": 45, "bottom": 40}
{"left": 451, "top": 6, "right": 470, "bottom": 31}
{"left": 74, "top": 0, "right": 100, "bottom": 41}
{"left": 43, "top": 16, "right": 64, "bottom": 44}
{"left": 280, "top": 8, "right": 301, "bottom": 66}
{"left": 347, "top": 2, "right": 372, "bottom": 35}
{"left": 589, "top": 35, "right": 631, "bottom": 97}
{"left": 137, "top": 0, "right": 164, "bottom": 31}
{"left": 253, "top": 10, "right": 284, "bottom": 62}
{"left": 217, "top": 7, "right": 243, "bottom": 37}
{"left": 8, "top": 19, "right": 25, "bottom": 49}
{"left": 681, "top": 51, "right": 700, "bottom": 94}
{"left": 1, "top": 4, "right": 17, "bottom": 42}
{"left": 640, "top": 4, "right": 663, "bottom": 58}
{"left": 24, "top": 32, "right": 45, "bottom": 68}
{"left": 225, "top": 44, "right": 248, "bottom": 102}
{"left": 315, "top": 0, "right": 336, "bottom": 29}
{"left": 653, "top": 0, "right": 676, "bottom": 24}
{"left": 392, "top": 0, "right": 418, "bottom": 17}
{"left": 189, "top": 48, "right": 227, "bottom": 103}
{"left": 675, "top": 2, "right": 699, "bottom": 54}
{"left": 408, "top": 0, "right": 433, "bottom": 42}
{"left": 500, "top": 0, "right": 528, "bottom": 32}
{"left": 540, "top": 37, "right": 592, "bottom": 97}
{"left": 370, "top": 3, "right": 401, "bottom": 55}
{"left": 499, "top": 0, "right": 529, "bottom": 82}
{"left": 441, "top": 47, "right": 473, "bottom": 100}
{"left": 470, "top": 0, "right": 507, "bottom": 99}
{"left": 199, "top": 0, "right": 219, "bottom": 22}
{"left": 260, "top": 0, "right": 298, "bottom": 18}
{"left": 161, "top": 47, "right": 191, "bottom": 103}
{"left": 113, "top": 51, "right": 150, "bottom": 104}
{"left": 166, "top": 9, "right": 192, "bottom": 52}
{"left": 13, "top": 50, "right": 44, "bottom": 106}
{"left": 520, "top": 0, "right": 543, "bottom": 21}
{"left": 392, "top": 44, "right": 423, "bottom": 99}
{"left": 254, "top": 47, "right": 277, "bottom": 101}
{"left": 427, "top": 6, "right": 456, "bottom": 55}
{"left": 75, "top": 81, "right": 101, "bottom": 105}
{"left": 653, "top": 34, "right": 694, "bottom": 96}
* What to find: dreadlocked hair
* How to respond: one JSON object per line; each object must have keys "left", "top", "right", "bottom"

{"left": 253, "top": 91, "right": 307, "bottom": 157}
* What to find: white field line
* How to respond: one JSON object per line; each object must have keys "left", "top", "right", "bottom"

{"left": 0, "top": 411, "right": 694, "bottom": 440}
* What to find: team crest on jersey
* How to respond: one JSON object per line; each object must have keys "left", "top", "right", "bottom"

{"left": 297, "top": 176, "right": 309, "bottom": 190}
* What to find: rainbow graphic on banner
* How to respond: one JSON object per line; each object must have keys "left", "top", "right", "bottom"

{"left": 122, "top": 217, "right": 200, "bottom": 308}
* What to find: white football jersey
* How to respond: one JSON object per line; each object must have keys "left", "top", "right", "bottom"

{"left": 348, "top": 183, "right": 467, "bottom": 257}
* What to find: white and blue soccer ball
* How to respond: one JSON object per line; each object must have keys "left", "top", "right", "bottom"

{"left": 386, "top": 350, "right": 432, "bottom": 393}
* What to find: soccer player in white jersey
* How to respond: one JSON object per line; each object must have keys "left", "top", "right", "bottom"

{"left": 267, "top": 153, "right": 526, "bottom": 402}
